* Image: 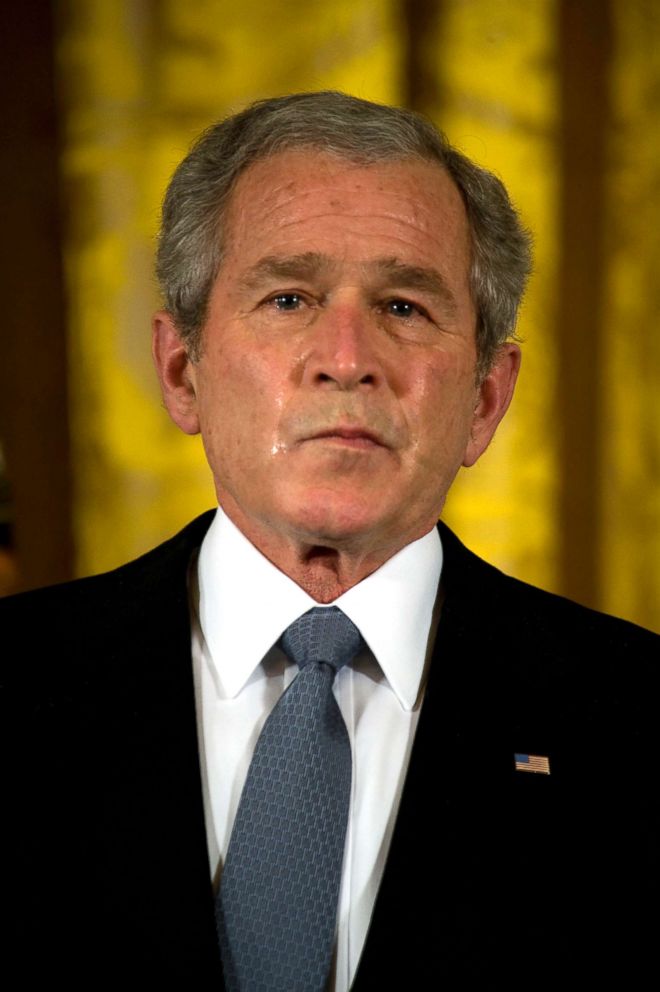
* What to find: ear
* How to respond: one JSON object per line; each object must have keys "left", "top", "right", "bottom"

{"left": 151, "top": 311, "right": 200, "bottom": 435}
{"left": 462, "top": 343, "right": 521, "bottom": 467}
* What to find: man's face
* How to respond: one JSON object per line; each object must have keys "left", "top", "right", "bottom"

{"left": 156, "top": 150, "right": 518, "bottom": 560}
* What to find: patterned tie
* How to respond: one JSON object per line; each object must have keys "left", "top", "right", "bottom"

{"left": 216, "top": 606, "right": 362, "bottom": 992}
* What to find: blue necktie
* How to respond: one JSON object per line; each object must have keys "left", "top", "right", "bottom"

{"left": 216, "top": 606, "right": 363, "bottom": 991}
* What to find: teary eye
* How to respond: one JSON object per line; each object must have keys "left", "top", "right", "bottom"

{"left": 271, "top": 293, "right": 302, "bottom": 310}
{"left": 387, "top": 299, "right": 420, "bottom": 319}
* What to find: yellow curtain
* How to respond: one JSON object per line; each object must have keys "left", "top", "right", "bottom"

{"left": 57, "top": 0, "right": 659, "bottom": 631}
{"left": 601, "top": 1, "right": 660, "bottom": 627}
{"left": 431, "top": 0, "right": 559, "bottom": 593}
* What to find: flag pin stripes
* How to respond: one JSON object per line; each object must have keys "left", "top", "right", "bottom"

{"left": 514, "top": 753, "right": 551, "bottom": 775}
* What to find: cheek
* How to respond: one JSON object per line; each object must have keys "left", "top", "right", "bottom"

{"left": 407, "top": 361, "right": 477, "bottom": 464}
{"left": 196, "top": 352, "right": 290, "bottom": 463}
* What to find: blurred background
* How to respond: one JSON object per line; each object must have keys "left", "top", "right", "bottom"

{"left": 0, "top": 0, "right": 658, "bottom": 632}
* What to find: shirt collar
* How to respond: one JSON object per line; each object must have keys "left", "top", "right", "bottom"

{"left": 197, "top": 507, "right": 443, "bottom": 711}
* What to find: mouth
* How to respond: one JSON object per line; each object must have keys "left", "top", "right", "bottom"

{"left": 305, "top": 426, "right": 386, "bottom": 450}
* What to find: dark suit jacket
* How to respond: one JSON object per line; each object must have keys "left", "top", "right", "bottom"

{"left": 3, "top": 511, "right": 659, "bottom": 988}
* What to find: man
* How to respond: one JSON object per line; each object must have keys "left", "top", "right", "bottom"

{"left": 3, "top": 92, "right": 658, "bottom": 989}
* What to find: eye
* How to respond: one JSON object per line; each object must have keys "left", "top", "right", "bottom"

{"left": 385, "top": 298, "right": 427, "bottom": 320}
{"left": 269, "top": 292, "right": 303, "bottom": 311}
{"left": 255, "top": 289, "right": 317, "bottom": 327}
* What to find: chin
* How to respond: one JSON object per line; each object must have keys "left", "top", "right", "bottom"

{"left": 284, "top": 496, "right": 388, "bottom": 548}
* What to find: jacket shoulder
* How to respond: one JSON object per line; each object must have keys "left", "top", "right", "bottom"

{"left": 0, "top": 510, "right": 215, "bottom": 625}
{"left": 438, "top": 521, "right": 659, "bottom": 657}
{"left": 0, "top": 511, "right": 215, "bottom": 696}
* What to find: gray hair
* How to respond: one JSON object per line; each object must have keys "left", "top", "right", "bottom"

{"left": 157, "top": 91, "right": 532, "bottom": 376}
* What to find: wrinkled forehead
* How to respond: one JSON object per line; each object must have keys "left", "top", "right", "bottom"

{"left": 219, "top": 147, "right": 472, "bottom": 272}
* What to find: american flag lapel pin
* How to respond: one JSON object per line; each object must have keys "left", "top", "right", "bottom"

{"left": 514, "top": 753, "right": 551, "bottom": 775}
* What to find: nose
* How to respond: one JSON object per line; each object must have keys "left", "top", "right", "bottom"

{"left": 302, "top": 303, "right": 383, "bottom": 390}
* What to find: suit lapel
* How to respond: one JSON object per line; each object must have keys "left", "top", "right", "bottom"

{"left": 351, "top": 522, "right": 636, "bottom": 986}
{"left": 95, "top": 512, "right": 224, "bottom": 982}
{"left": 352, "top": 523, "right": 514, "bottom": 986}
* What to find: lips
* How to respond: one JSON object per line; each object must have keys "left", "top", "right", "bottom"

{"left": 282, "top": 406, "right": 402, "bottom": 452}
{"left": 309, "top": 426, "right": 385, "bottom": 448}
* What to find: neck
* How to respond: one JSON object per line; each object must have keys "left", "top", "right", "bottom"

{"left": 279, "top": 545, "right": 390, "bottom": 603}
{"left": 218, "top": 503, "right": 430, "bottom": 603}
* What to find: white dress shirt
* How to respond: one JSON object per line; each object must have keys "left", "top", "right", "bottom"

{"left": 190, "top": 507, "right": 443, "bottom": 991}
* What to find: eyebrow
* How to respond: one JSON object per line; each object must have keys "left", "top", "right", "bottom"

{"left": 239, "top": 252, "right": 334, "bottom": 291}
{"left": 368, "top": 257, "right": 458, "bottom": 314}
{"left": 239, "top": 252, "right": 458, "bottom": 314}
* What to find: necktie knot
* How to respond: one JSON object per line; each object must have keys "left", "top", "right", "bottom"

{"left": 280, "top": 606, "right": 363, "bottom": 674}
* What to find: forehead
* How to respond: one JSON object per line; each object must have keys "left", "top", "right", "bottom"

{"left": 220, "top": 149, "right": 472, "bottom": 287}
